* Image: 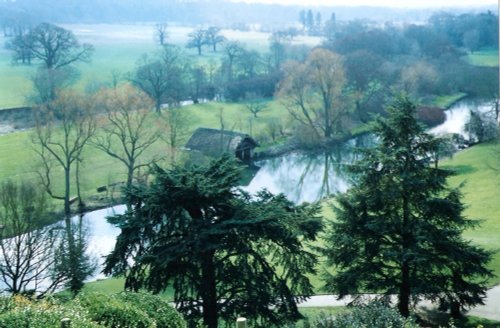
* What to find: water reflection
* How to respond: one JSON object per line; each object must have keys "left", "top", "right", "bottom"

{"left": 84, "top": 206, "right": 126, "bottom": 280}
{"left": 243, "top": 135, "right": 374, "bottom": 204}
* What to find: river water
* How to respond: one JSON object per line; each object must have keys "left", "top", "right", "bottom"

{"left": 244, "top": 99, "right": 493, "bottom": 204}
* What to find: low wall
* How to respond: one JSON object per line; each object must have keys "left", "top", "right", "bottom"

{"left": 0, "top": 106, "right": 35, "bottom": 134}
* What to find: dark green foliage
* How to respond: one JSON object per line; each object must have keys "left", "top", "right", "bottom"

{"left": 312, "top": 302, "right": 419, "bottom": 328}
{"left": 321, "top": 94, "right": 494, "bottom": 318}
{"left": 465, "top": 109, "right": 498, "bottom": 144}
{"left": 76, "top": 292, "right": 155, "bottom": 327}
{"left": 115, "top": 292, "right": 186, "bottom": 328}
{"left": 104, "top": 155, "right": 322, "bottom": 328}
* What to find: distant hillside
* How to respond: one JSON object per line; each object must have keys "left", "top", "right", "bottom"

{"left": 0, "top": 0, "right": 495, "bottom": 28}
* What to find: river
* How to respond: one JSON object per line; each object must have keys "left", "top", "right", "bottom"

{"left": 244, "top": 99, "right": 493, "bottom": 204}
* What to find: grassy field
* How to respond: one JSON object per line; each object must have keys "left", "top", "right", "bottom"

{"left": 464, "top": 48, "right": 499, "bottom": 67}
{"left": 0, "top": 24, "right": 321, "bottom": 109}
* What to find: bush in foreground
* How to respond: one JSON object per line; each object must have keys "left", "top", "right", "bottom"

{"left": 0, "top": 292, "right": 186, "bottom": 328}
{"left": 312, "top": 302, "right": 419, "bottom": 328}
{"left": 0, "top": 295, "right": 102, "bottom": 328}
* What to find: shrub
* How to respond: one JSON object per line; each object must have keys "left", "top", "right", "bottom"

{"left": 115, "top": 292, "right": 186, "bottom": 328}
{"left": 76, "top": 292, "right": 155, "bottom": 328}
{"left": 0, "top": 297, "right": 14, "bottom": 315}
{"left": 0, "top": 296, "right": 102, "bottom": 328}
{"left": 312, "top": 302, "right": 419, "bottom": 328}
{"left": 417, "top": 106, "right": 446, "bottom": 127}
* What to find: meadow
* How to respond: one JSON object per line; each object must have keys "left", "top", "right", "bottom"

{"left": 0, "top": 24, "right": 321, "bottom": 109}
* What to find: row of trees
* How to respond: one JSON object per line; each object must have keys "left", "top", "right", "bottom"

{"left": 102, "top": 95, "right": 493, "bottom": 328}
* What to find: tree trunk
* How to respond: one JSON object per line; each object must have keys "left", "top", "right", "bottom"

{"left": 450, "top": 301, "right": 462, "bottom": 319}
{"left": 64, "top": 167, "right": 71, "bottom": 216}
{"left": 126, "top": 164, "right": 134, "bottom": 190}
{"left": 201, "top": 252, "right": 218, "bottom": 328}
{"left": 398, "top": 261, "right": 411, "bottom": 317}
{"left": 399, "top": 193, "right": 411, "bottom": 317}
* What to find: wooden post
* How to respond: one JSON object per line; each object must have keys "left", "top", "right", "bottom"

{"left": 236, "top": 317, "right": 247, "bottom": 328}
{"left": 61, "top": 318, "right": 71, "bottom": 328}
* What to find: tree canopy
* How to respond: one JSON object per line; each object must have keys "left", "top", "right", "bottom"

{"left": 321, "top": 95, "right": 494, "bottom": 318}
{"left": 104, "top": 156, "right": 322, "bottom": 328}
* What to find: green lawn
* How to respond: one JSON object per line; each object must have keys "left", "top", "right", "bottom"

{"left": 464, "top": 48, "right": 499, "bottom": 67}
{"left": 441, "top": 142, "right": 500, "bottom": 285}
{"left": 430, "top": 92, "right": 467, "bottom": 108}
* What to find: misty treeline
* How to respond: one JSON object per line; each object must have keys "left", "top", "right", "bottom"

{"left": 0, "top": 0, "right": 495, "bottom": 29}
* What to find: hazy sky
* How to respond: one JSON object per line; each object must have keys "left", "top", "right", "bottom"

{"left": 233, "top": 0, "right": 497, "bottom": 8}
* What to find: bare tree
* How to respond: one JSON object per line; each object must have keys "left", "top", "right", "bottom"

{"left": 9, "top": 23, "right": 94, "bottom": 103}
{"left": 130, "top": 46, "right": 186, "bottom": 112}
{"left": 204, "top": 26, "right": 226, "bottom": 52}
{"left": 11, "top": 23, "right": 93, "bottom": 70}
{"left": 130, "top": 55, "right": 170, "bottom": 113}
{"left": 93, "top": 85, "right": 162, "bottom": 190}
{"left": 186, "top": 28, "right": 207, "bottom": 56}
{"left": 0, "top": 181, "right": 65, "bottom": 297}
{"left": 243, "top": 92, "right": 266, "bottom": 118}
{"left": 160, "top": 107, "right": 189, "bottom": 164}
{"left": 32, "top": 91, "right": 96, "bottom": 216}
{"left": 278, "top": 48, "right": 349, "bottom": 139}
{"left": 222, "top": 41, "right": 244, "bottom": 82}
{"left": 155, "top": 22, "right": 169, "bottom": 46}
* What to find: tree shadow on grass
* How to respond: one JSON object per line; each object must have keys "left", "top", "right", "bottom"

{"left": 444, "top": 164, "right": 477, "bottom": 175}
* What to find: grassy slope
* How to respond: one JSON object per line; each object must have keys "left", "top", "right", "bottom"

{"left": 464, "top": 48, "right": 499, "bottom": 67}
{"left": 441, "top": 142, "right": 500, "bottom": 285}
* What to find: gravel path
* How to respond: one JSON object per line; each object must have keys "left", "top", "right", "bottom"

{"left": 298, "top": 286, "right": 500, "bottom": 321}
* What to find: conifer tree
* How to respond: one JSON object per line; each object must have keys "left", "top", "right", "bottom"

{"left": 322, "top": 95, "right": 493, "bottom": 318}
{"left": 104, "top": 155, "right": 322, "bottom": 328}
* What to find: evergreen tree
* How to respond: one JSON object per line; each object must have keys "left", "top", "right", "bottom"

{"left": 321, "top": 95, "right": 493, "bottom": 318}
{"left": 104, "top": 155, "right": 322, "bottom": 328}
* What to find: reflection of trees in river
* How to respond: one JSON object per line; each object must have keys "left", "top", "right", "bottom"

{"left": 247, "top": 135, "right": 374, "bottom": 204}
